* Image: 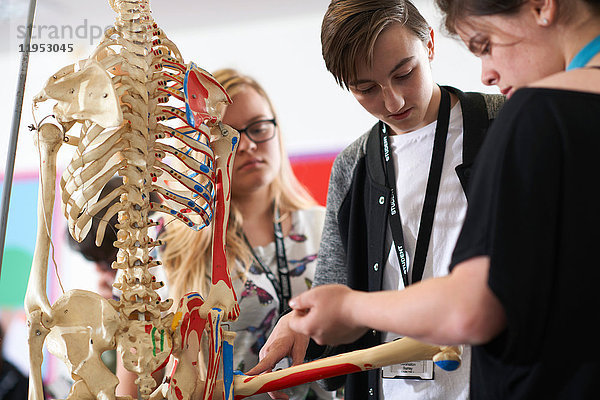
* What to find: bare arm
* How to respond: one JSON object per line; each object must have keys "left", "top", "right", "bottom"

{"left": 116, "top": 356, "right": 140, "bottom": 398}
{"left": 116, "top": 357, "right": 164, "bottom": 399}
{"left": 287, "top": 256, "right": 506, "bottom": 346}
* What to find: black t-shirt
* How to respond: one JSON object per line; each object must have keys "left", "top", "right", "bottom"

{"left": 450, "top": 87, "right": 600, "bottom": 399}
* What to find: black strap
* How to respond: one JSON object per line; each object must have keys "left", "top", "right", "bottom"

{"left": 382, "top": 86, "right": 451, "bottom": 286}
{"left": 273, "top": 206, "right": 291, "bottom": 312}
{"left": 243, "top": 205, "right": 291, "bottom": 314}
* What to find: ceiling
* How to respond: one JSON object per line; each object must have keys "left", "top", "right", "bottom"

{"left": 1, "top": 0, "right": 331, "bottom": 30}
{"left": 1, "top": 0, "right": 333, "bottom": 55}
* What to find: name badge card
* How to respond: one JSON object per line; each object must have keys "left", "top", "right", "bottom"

{"left": 382, "top": 360, "right": 434, "bottom": 380}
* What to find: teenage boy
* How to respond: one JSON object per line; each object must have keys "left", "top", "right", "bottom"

{"left": 250, "top": 1, "right": 504, "bottom": 399}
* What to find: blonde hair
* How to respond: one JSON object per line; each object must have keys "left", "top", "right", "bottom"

{"left": 160, "top": 68, "right": 317, "bottom": 302}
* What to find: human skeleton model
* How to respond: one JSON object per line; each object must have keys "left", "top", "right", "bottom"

{"left": 24, "top": 1, "right": 462, "bottom": 399}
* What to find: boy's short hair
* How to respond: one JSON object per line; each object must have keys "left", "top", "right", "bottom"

{"left": 321, "top": 0, "right": 431, "bottom": 89}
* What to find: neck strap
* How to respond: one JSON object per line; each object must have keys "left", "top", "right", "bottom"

{"left": 381, "top": 86, "right": 451, "bottom": 286}
{"left": 567, "top": 34, "right": 600, "bottom": 71}
{"left": 243, "top": 205, "right": 291, "bottom": 314}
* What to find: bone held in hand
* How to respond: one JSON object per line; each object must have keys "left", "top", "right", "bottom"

{"left": 232, "top": 337, "right": 462, "bottom": 398}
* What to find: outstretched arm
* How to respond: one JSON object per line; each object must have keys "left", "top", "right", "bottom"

{"left": 287, "top": 256, "right": 507, "bottom": 347}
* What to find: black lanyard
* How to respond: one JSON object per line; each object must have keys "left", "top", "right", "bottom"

{"left": 243, "top": 206, "right": 291, "bottom": 314}
{"left": 381, "top": 87, "right": 451, "bottom": 287}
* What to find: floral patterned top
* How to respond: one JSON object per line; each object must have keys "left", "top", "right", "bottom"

{"left": 228, "top": 206, "right": 330, "bottom": 399}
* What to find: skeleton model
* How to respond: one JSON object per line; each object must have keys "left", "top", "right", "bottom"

{"left": 24, "top": 1, "right": 462, "bottom": 399}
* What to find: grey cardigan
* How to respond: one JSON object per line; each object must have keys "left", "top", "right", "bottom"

{"left": 312, "top": 86, "right": 505, "bottom": 399}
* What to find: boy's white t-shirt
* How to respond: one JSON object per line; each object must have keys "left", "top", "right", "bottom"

{"left": 382, "top": 102, "right": 471, "bottom": 399}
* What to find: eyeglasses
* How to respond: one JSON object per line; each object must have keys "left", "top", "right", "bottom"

{"left": 236, "top": 119, "right": 277, "bottom": 144}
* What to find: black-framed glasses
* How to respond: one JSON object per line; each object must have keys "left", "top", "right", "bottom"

{"left": 236, "top": 119, "right": 277, "bottom": 144}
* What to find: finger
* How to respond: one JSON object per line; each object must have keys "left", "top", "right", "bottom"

{"left": 290, "top": 336, "right": 309, "bottom": 366}
{"left": 288, "top": 292, "right": 306, "bottom": 311}
{"left": 292, "top": 307, "right": 309, "bottom": 317}
{"left": 246, "top": 358, "right": 274, "bottom": 376}
{"left": 287, "top": 313, "right": 310, "bottom": 337}
{"left": 258, "top": 340, "right": 283, "bottom": 362}
{"left": 288, "top": 290, "right": 313, "bottom": 311}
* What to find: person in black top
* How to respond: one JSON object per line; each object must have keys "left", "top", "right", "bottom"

{"left": 0, "top": 324, "right": 28, "bottom": 400}
{"left": 67, "top": 177, "right": 122, "bottom": 301}
{"left": 273, "top": 0, "right": 600, "bottom": 399}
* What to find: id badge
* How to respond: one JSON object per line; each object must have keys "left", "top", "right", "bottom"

{"left": 382, "top": 360, "right": 434, "bottom": 380}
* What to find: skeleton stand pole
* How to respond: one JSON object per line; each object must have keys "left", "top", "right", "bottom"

{"left": 0, "top": 0, "right": 38, "bottom": 278}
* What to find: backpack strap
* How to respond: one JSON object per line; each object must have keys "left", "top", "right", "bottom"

{"left": 442, "top": 86, "right": 504, "bottom": 197}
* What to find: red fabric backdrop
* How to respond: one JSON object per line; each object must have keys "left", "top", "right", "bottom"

{"left": 289, "top": 152, "right": 338, "bottom": 206}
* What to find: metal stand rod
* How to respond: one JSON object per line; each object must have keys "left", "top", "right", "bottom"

{"left": 0, "top": 0, "right": 38, "bottom": 278}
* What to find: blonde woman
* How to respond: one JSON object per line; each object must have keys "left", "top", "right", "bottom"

{"left": 158, "top": 69, "right": 331, "bottom": 400}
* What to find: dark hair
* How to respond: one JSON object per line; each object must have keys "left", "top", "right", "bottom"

{"left": 435, "top": 0, "right": 525, "bottom": 34}
{"left": 67, "top": 178, "right": 160, "bottom": 268}
{"left": 436, "top": 0, "right": 600, "bottom": 35}
{"left": 67, "top": 177, "right": 123, "bottom": 267}
{"left": 321, "top": 0, "right": 431, "bottom": 89}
